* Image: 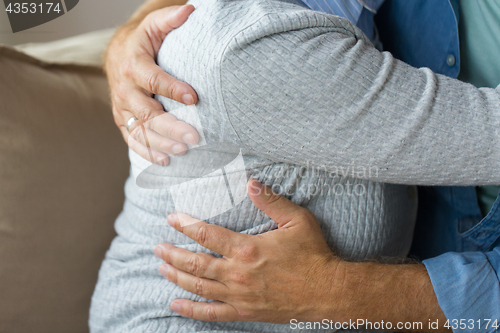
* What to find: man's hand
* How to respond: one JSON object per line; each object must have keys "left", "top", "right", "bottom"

{"left": 155, "top": 179, "right": 451, "bottom": 331}
{"left": 105, "top": 1, "right": 200, "bottom": 165}
{"left": 155, "top": 179, "right": 341, "bottom": 323}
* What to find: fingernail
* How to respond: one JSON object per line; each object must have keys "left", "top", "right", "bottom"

{"left": 160, "top": 264, "right": 169, "bottom": 277}
{"left": 171, "top": 302, "right": 181, "bottom": 313}
{"left": 248, "top": 179, "right": 263, "bottom": 195}
{"left": 182, "top": 94, "right": 194, "bottom": 105}
{"left": 156, "top": 157, "right": 168, "bottom": 166}
{"left": 178, "top": 5, "right": 193, "bottom": 13}
{"left": 182, "top": 133, "right": 196, "bottom": 145}
{"left": 167, "top": 214, "right": 176, "bottom": 226}
{"left": 154, "top": 246, "right": 163, "bottom": 259}
{"left": 172, "top": 144, "right": 186, "bottom": 155}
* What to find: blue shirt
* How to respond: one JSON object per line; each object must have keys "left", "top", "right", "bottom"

{"left": 300, "top": 0, "right": 500, "bottom": 331}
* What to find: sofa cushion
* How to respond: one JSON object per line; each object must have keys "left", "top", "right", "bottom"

{"left": 0, "top": 45, "right": 128, "bottom": 333}
{"left": 14, "top": 28, "right": 116, "bottom": 67}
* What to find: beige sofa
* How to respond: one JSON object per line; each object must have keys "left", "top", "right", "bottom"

{"left": 0, "top": 30, "right": 130, "bottom": 333}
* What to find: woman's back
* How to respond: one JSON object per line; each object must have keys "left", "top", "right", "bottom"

{"left": 90, "top": 0, "right": 417, "bottom": 332}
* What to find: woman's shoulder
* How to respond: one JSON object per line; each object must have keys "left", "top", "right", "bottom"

{"left": 183, "top": 0, "right": 365, "bottom": 49}
{"left": 159, "top": 0, "right": 365, "bottom": 72}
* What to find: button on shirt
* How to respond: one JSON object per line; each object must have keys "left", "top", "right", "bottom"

{"left": 447, "top": 53, "right": 456, "bottom": 67}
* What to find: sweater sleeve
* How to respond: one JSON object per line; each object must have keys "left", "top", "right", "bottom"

{"left": 219, "top": 12, "right": 500, "bottom": 186}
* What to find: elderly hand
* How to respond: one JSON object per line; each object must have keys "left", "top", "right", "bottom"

{"left": 105, "top": 4, "right": 200, "bottom": 165}
{"left": 155, "top": 179, "right": 451, "bottom": 331}
{"left": 154, "top": 179, "right": 342, "bottom": 323}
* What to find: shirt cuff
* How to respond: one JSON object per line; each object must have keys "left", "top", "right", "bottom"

{"left": 424, "top": 248, "right": 500, "bottom": 333}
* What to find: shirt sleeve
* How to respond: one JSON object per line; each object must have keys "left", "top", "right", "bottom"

{"left": 424, "top": 248, "right": 500, "bottom": 333}
{"left": 219, "top": 12, "right": 500, "bottom": 186}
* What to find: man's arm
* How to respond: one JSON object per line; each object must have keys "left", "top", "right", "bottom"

{"left": 338, "top": 261, "right": 448, "bottom": 331}
{"left": 157, "top": 180, "right": 500, "bottom": 332}
{"left": 154, "top": 179, "right": 450, "bottom": 332}
{"left": 105, "top": 0, "right": 200, "bottom": 165}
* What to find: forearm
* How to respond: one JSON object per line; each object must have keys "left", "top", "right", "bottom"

{"left": 325, "top": 261, "right": 450, "bottom": 332}
{"left": 219, "top": 11, "right": 500, "bottom": 186}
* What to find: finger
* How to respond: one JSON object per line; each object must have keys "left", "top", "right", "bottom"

{"left": 143, "top": 111, "right": 199, "bottom": 145}
{"left": 122, "top": 88, "right": 169, "bottom": 125}
{"left": 128, "top": 132, "right": 170, "bottom": 165}
{"left": 247, "top": 179, "right": 317, "bottom": 228}
{"left": 133, "top": 53, "right": 198, "bottom": 107}
{"left": 113, "top": 106, "right": 135, "bottom": 144}
{"left": 130, "top": 126, "right": 188, "bottom": 156}
{"left": 160, "top": 263, "right": 228, "bottom": 300}
{"left": 167, "top": 213, "right": 249, "bottom": 257}
{"left": 155, "top": 243, "right": 227, "bottom": 280}
{"left": 141, "top": 5, "right": 196, "bottom": 53}
{"left": 116, "top": 73, "right": 199, "bottom": 145}
{"left": 170, "top": 300, "right": 240, "bottom": 322}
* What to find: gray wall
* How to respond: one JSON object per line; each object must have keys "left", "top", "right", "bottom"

{"left": 0, "top": 0, "right": 144, "bottom": 45}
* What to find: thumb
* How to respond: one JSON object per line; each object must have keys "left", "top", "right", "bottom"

{"left": 141, "top": 5, "right": 196, "bottom": 53}
{"left": 143, "top": 5, "right": 195, "bottom": 34}
{"left": 247, "top": 179, "right": 317, "bottom": 228}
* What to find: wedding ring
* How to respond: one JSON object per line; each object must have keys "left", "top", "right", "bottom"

{"left": 126, "top": 116, "right": 139, "bottom": 132}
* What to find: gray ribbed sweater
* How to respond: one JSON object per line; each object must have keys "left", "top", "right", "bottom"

{"left": 90, "top": 0, "right": 499, "bottom": 332}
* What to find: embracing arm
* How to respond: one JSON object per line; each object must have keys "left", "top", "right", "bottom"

{"left": 105, "top": 0, "right": 200, "bottom": 165}
{"left": 219, "top": 12, "right": 500, "bottom": 186}
{"left": 157, "top": 180, "right": 500, "bottom": 331}
{"left": 156, "top": 180, "right": 450, "bottom": 332}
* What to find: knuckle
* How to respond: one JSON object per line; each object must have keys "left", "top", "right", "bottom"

{"left": 113, "top": 85, "right": 128, "bottom": 104}
{"left": 144, "top": 71, "right": 162, "bottom": 95}
{"left": 266, "top": 191, "right": 284, "bottom": 206}
{"left": 205, "top": 305, "right": 218, "bottom": 322}
{"left": 296, "top": 208, "right": 316, "bottom": 222}
{"left": 162, "top": 249, "right": 172, "bottom": 263}
{"left": 230, "top": 271, "right": 250, "bottom": 286}
{"left": 157, "top": 141, "right": 171, "bottom": 153}
{"left": 193, "top": 277, "right": 206, "bottom": 296}
{"left": 143, "top": 11, "right": 156, "bottom": 25}
{"left": 157, "top": 138, "right": 177, "bottom": 153}
{"left": 119, "top": 59, "right": 134, "bottom": 79}
{"left": 194, "top": 225, "right": 210, "bottom": 247}
{"left": 162, "top": 122, "right": 179, "bottom": 140}
{"left": 136, "top": 106, "right": 154, "bottom": 123}
{"left": 168, "top": 268, "right": 178, "bottom": 284}
{"left": 235, "top": 244, "right": 258, "bottom": 262}
{"left": 186, "top": 303, "right": 195, "bottom": 318}
{"left": 186, "top": 254, "right": 204, "bottom": 277}
{"left": 146, "top": 116, "right": 158, "bottom": 131}
{"left": 237, "top": 309, "right": 256, "bottom": 321}
{"left": 165, "top": 80, "right": 179, "bottom": 100}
